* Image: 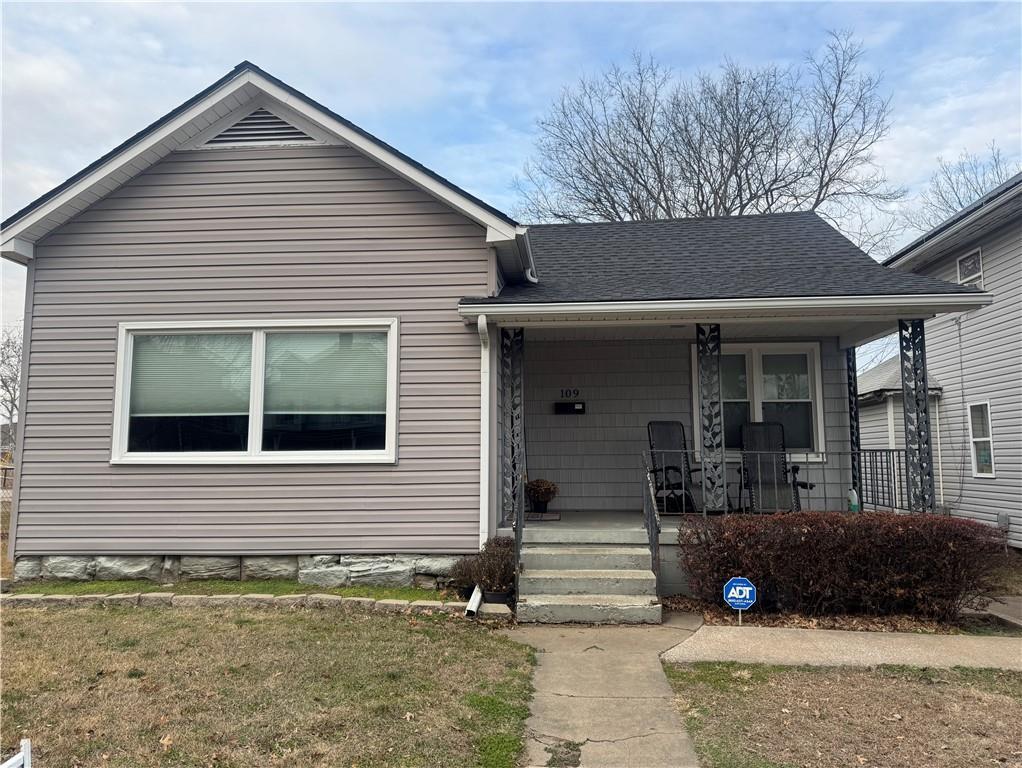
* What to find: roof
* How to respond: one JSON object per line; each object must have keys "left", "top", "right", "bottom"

{"left": 2, "top": 61, "right": 524, "bottom": 261}
{"left": 884, "top": 172, "right": 1022, "bottom": 270}
{"left": 462, "top": 211, "right": 983, "bottom": 305}
{"left": 857, "top": 355, "right": 941, "bottom": 398}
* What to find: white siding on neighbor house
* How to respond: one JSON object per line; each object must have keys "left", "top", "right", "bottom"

{"left": 913, "top": 223, "right": 1022, "bottom": 546}
{"left": 14, "top": 144, "right": 490, "bottom": 556}
{"left": 522, "top": 328, "right": 853, "bottom": 513}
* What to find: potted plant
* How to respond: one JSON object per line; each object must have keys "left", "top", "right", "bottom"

{"left": 457, "top": 536, "right": 516, "bottom": 605}
{"left": 525, "top": 479, "right": 559, "bottom": 515}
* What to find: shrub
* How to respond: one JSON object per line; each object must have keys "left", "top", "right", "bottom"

{"left": 454, "top": 536, "right": 516, "bottom": 592}
{"left": 678, "top": 512, "right": 1006, "bottom": 621}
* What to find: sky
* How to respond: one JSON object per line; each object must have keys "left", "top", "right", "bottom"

{"left": 2, "top": 1, "right": 1021, "bottom": 329}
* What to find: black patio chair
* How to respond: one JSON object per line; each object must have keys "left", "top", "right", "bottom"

{"left": 647, "top": 421, "right": 700, "bottom": 514}
{"left": 739, "top": 422, "right": 815, "bottom": 513}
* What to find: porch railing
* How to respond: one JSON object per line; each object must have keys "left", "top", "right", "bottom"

{"left": 643, "top": 448, "right": 913, "bottom": 515}
{"left": 640, "top": 453, "right": 662, "bottom": 595}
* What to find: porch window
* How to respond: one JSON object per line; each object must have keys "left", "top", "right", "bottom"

{"left": 692, "top": 342, "right": 825, "bottom": 455}
{"left": 968, "top": 402, "right": 995, "bottom": 477}
{"left": 113, "top": 319, "right": 398, "bottom": 464}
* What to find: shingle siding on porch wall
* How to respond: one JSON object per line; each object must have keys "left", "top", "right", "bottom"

{"left": 913, "top": 224, "right": 1022, "bottom": 547}
{"left": 523, "top": 330, "right": 851, "bottom": 512}
{"left": 14, "top": 144, "right": 488, "bottom": 556}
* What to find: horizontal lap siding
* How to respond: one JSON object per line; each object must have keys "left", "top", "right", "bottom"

{"left": 16, "top": 145, "right": 488, "bottom": 556}
{"left": 916, "top": 225, "right": 1022, "bottom": 546}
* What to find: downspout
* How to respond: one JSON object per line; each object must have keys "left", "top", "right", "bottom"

{"left": 477, "top": 314, "right": 491, "bottom": 548}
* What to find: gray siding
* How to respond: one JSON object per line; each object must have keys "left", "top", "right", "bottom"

{"left": 914, "top": 224, "right": 1022, "bottom": 546}
{"left": 14, "top": 145, "right": 489, "bottom": 556}
{"left": 523, "top": 329, "right": 852, "bottom": 512}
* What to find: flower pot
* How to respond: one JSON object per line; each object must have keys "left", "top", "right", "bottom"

{"left": 483, "top": 589, "right": 514, "bottom": 606}
{"left": 531, "top": 499, "right": 549, "bottom": 514}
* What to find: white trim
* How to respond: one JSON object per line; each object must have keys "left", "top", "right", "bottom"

{"left": 1, "top": 237, "right": 34, "bottom": 263}
{"left": 459, "top": 293, "right": 993, "bottom": 321}
{"left": 477, "top": 315, "right": 491, "bottom": 547}
{"left": 956, "top": 248, "right": 984, "bottom": 289}
{"left": 966, "top": 400, "right": 996, "bottom": 478}
{"left": 2, "top": 68, "right": 522, "bottom": 246}
{"left": 690, "top": 342, "right": 827, "bottom": 460}
{"left": 111, "top": 317, "right": 399, "bottom": 465}
{"left": 885, "top": 396, "right": 896, "bottom": 449}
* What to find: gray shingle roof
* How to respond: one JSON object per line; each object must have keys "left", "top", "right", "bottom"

{"left": 462, "top": 211, "right": 980, "bottom": 304}
{"left": 857, "top": 355, "right": 941, "bottom": 397}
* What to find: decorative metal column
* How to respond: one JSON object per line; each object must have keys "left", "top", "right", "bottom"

{"left": 846, "top": 347, "right": 862, "bottom": 495}
{"left": 499, "top": 328, "right": 525, "bottom": 525}
{"left": 696, "top": 324, "right": 726, "bottom": 512}
{"left": 899, "top": 320, "right": 936, "bottom": 512}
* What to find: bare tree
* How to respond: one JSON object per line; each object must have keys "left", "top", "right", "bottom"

{"left": 515, "top": 31, "right": 904, "bottom": 250}
{"left": 903, "top": 142, "right": 1020, "bottom": 232}
{"left": 1, "top": 325, "right": 23, "bottom": 449}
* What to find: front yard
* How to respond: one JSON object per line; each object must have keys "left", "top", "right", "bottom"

{"left": 665, "top": 661, "right": 1022, "bottom": 768}
{"left": 1, "top": 607, "right": 534, "bottom": 767}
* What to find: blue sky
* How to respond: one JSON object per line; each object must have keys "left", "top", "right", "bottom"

{"left": 2, "top": 1, "right": 1021, "bottom": 325}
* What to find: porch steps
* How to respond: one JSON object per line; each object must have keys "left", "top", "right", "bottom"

{"left": 518, "top": 568, "right": 657, "bottom": 596}
{"left": 517, "top": 523, "right": 662, "bottom": 624}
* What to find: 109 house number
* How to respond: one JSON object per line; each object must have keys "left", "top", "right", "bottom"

{"left": 560, "top": 388, "right": 581, "bottom": 398}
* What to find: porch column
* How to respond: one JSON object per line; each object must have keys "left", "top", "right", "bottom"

{"left": 846, "top": 347, "right": 862, "bottom": 495}
{"left": 899, "top": 319, "right": 936, "bottom": 512}
{"left": 499, "top": 327, "right": 526, "bottom": 525}
{"left": 696, "top": 323, "right": 726, "bottom": 512}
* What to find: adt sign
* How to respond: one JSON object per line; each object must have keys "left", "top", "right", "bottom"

{"left": 723, "top": 577, "right": 757, "bottom": 611}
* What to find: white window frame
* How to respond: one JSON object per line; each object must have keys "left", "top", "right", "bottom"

{"left": 957, "top": 248, "right": 984, "bottom": 288}
{"left": 966, "top": 401, "right": 996, "bottom": 478}
{"left": 112, "top": 318, "right": 399, "bottom": 465}
{"left": 690, "top": 342, "right": 827, "bottom": 460}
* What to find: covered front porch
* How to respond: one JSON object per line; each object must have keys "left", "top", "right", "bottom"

{"left": 489, "top": 316, "right": 940, "bottom": 537}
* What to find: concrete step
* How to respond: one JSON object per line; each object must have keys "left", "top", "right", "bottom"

{"left": 522, "top": 526, "right": 649, "bottom": 545}
{"left": 521, "top": 545, "right": 652, "bottom": 571}
{"left": 519, "top": 569, "right": 657, "bottom": 596}
{"left": 517, "top": 594, "right": 662, "bottom": 624}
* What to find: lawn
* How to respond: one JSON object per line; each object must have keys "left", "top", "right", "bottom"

{"left": 664, "top": 661, "right": 1022, "bottom": 768}
{"left": 1, "top": 607, "right": 534, "bottom": 767}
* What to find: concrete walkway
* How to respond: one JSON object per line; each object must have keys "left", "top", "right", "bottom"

{"left": 662, "top": 624, "right": 1022, "bottom": 670}
{"left": 502, "top": 613, "right": 702, "bottom": 768}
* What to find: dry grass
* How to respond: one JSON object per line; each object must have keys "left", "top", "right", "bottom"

{"left": 0, "top": 497, "right": 11, "bottom": 580}
{"left": 665, "top": 662, "right": 1022, "bottom": 768}
{"left": 1, "top": 607, "right": 534, "bottom": 767}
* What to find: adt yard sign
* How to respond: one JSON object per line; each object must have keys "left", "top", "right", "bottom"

{"left": 723, "top": 577, "right": 756, "bottom": 624}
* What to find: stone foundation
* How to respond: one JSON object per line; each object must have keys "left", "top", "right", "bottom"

{"left": 12, "top": 553, "right": 464, "bottom": 588}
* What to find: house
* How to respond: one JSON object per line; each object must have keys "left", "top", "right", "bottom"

{"left": 881, "top": 173, "right": 1022, "bottom": 548}
{"left": 856, "top": 356, "right": 943, "bottom": 512}
{"left": 1, "top": 63, "right": 991, "bottom": 622}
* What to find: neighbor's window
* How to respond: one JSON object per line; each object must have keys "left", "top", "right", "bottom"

{"left": 957, "top": 250, "right": 983, "bottom": 288}
{"left": 115, "top": 320, "right": 397, "bottom": 463}
{"left": 693, "top": 343, "right": 823, "bottom": 454}
{"left": 968, "top": 402, "right": 995, "bottom": 477}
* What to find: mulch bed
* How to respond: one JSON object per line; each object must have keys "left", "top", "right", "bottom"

{"left": 664, "top": 595, "right": 1017, "bottom": 635}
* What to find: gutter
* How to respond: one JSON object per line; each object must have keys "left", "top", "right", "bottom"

{"left": 458, "top": 292, "right": 992, "bottom": 319}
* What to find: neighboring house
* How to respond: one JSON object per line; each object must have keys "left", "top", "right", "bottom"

{"left": 883, "top": 174, "right": 1022, "bottom": 548}
{"left": 857, "top": 356, "right": 943, "bottom": 512}
{"left": 0, "top": 63, "right": 991, "bottom": 621}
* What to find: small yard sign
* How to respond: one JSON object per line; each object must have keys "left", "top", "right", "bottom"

{"left": 723, "top": 577, "right": 756, "bottom": 625}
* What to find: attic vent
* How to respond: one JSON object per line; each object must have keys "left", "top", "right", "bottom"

{"left": 206, "top": 108, "right": 315, "bottom": 146}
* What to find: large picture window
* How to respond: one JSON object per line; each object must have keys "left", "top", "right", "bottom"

{"left": 692, "top": 342, "right": 825, "bottom": 455}
{"left": 113, "top": 319, "right": 398, "bottom": 464}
